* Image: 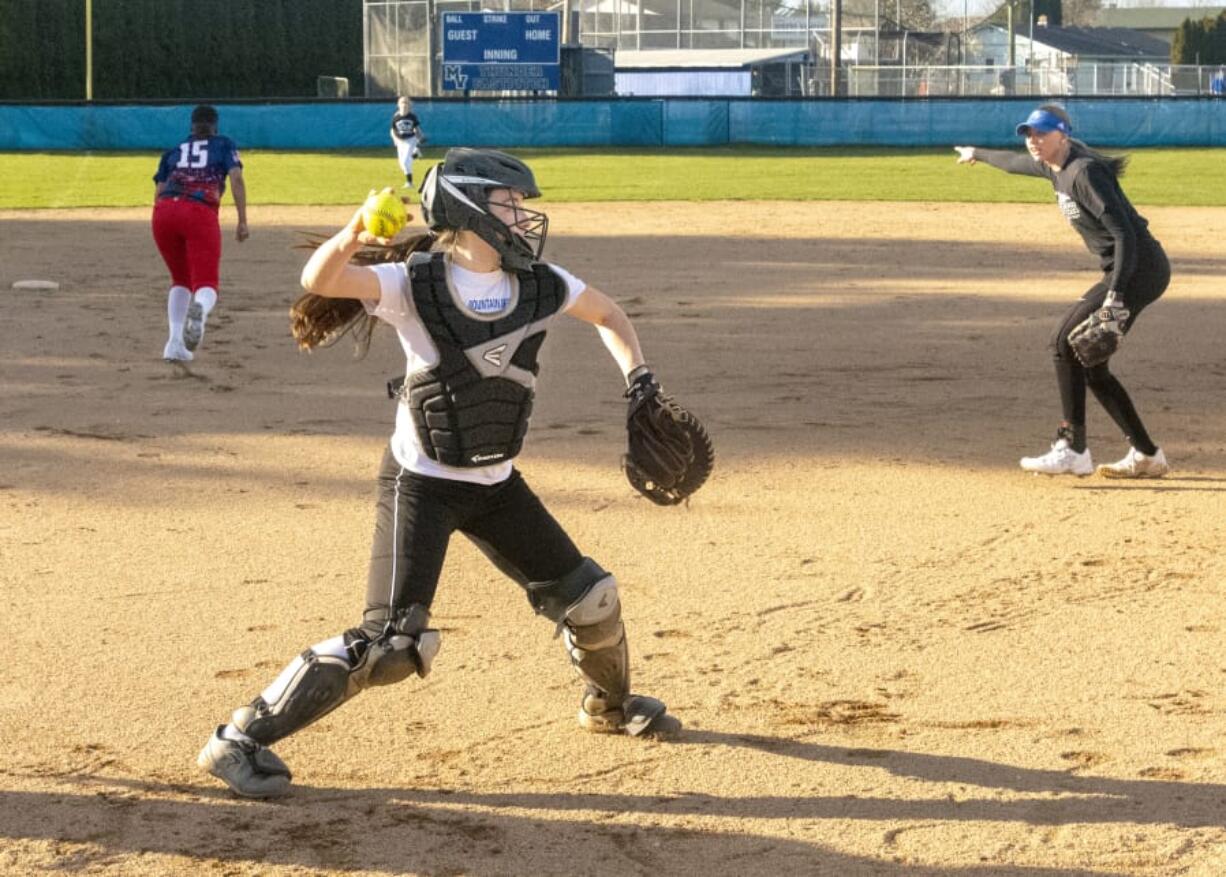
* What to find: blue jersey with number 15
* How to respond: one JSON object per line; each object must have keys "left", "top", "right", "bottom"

{"left": 153, "top": 135, "right": 242, "bottom": 209}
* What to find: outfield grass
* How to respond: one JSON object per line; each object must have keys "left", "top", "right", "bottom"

{"left": 2, "top": 146, "right": 1224, "bottom": 209}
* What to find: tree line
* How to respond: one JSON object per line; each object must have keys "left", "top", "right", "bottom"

{"left": 1172, "top": 10, "right": 1226, "bottom": 65}
{"left": 0, "top": 0, "right": 364, "bottom": 100}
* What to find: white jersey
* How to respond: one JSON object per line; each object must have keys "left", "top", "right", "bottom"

{"left": 366, "top": 258, "right": 587, "bottom": 484}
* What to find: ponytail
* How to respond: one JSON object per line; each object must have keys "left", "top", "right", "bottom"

{"left": 1037, "top": 104, "right": 1129, "bottom": 177}
{"left": 1070, "top": 138, "right": 1129, "bottom": 178}
{"left": 290, "top": 232, "right": 436, "bottom": 356}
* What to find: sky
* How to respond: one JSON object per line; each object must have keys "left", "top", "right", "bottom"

{"left": 931, "top": 0, "right": 1224, "bottom": 22}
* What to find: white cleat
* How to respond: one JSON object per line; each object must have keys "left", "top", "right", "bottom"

{"left": 183, "top": 301, "right": 206, "bottom": 352}
{"left": 1097, "top": 447, "right": 1169, "bottom": 479}
{"left": 578, "top": 695, "right": 681, "bottom": 739}
{"left": 197, "top": 726, "right": 292, "bottom": 798}
{"left": 163, "top": 339, "right": 194, "bottom": 362}
{"left": 1020, "top": 438, "right": 1093, "bottom": 476}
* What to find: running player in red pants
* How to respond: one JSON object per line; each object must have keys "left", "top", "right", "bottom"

{"left": 152, "top": 105, "right": 249, "bottom": 362}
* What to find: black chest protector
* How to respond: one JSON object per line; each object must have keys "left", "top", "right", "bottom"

{"left": 399, "top": 251, "right": 565, "bottom": 467}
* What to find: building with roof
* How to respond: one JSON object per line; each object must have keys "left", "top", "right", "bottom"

{"left": 613, "top": 47, "right": 811, "bottom": 94}
{"left": 965, "top": 22, "right": 1171, "bottom": 67}
{"left": 961, "top": 21, "right": 1174, "bottom": 94}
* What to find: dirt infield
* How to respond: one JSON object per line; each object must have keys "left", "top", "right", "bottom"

{"left": 2, "top": 201, "right": 1226, "bottom": 876}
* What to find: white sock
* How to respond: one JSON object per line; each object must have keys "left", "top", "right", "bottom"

{"left": 221, "top": 723, "right": 258, "bottom": 746}
{"left": 166, "top": 286, "right": 191, "bottom": 344}
{"left": 194, "top": 286, "right": 218, "bottom": 316}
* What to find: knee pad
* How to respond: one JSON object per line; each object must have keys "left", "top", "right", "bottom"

{"left": 351, "top": 604, "right": 441, "bottom": 688}
{"left": 563, "top": 573, "right": 623, "bottom": 650}
{"left": 525, "top": 558, "right": 611, "bottom": 626}
{"left": 233, "top": 605, "right": 440, "bottom": 745}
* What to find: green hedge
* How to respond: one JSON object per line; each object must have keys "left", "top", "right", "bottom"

{"left": 0, "top": 0, "right": 364, "bottom": 100}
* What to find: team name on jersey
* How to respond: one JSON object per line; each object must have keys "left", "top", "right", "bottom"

{"left": 1056, "top": 192, "right": 1081, "bottom": 222}
{"left": 468, "top": 296, "right": 511, "bottom": 313}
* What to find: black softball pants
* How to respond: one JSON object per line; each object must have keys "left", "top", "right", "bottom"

{"left": 361, "top": 445, "right": 584, "bottom": 635}
{"left": 1048, "top": 238, "right": 1170, "bottom": 455}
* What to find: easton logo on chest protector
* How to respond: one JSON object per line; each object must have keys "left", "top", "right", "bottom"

{"left": 397, "top": 252, "right": 565, "bottom": 467}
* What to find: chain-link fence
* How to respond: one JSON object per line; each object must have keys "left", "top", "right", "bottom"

{"left": 848, "top": 63, "right": 1226, "bottom": 97}
{"left": 365, "top": 0, "right": 1226, "bottom": 98}
{"left": 366, "top": 0, "right": 836, "bottom": 96}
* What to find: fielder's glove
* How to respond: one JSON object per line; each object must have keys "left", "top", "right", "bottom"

{"left": 1068, "top": 292, "right": 1130, "bottom": 367}
{"left": 622, "top": 368, "right": 714, "bottom": 506}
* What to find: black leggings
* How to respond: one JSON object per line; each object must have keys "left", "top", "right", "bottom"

{"left": 361, "top": 446, "right": 584, "bottom": 635}
{"left": 1048, "top": 240, "right": 1170, "bottom": 454}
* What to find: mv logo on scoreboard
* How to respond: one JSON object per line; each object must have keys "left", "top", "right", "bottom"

{"left": 443, "top": 65, "right": 469, "bottom": 90}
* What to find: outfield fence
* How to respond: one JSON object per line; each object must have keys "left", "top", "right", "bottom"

{"left": 3, "top": 97, "right": 1226, "bottom": 150}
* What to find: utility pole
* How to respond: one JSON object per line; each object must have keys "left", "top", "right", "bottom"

{"left": 85, "top": 0, "right": 93, "bottom": 100}
{"left": 1029, "top": 0, "right": 1035, "bottom": 63}
{"left": 1007, "top": 0, "right": 1016, "bottom": 67}
{"left": 830, "top": 0, "right": 842, "bottom": 95}
{"left": 427, "top": 0, "right": 437, "bottom": 97}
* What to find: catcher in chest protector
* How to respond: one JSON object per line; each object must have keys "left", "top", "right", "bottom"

{"left": 196, "top": 148, "right": 705, "bottom": 799}
{"left": 955, "top": 104, "right": 1171, "bottom": 479}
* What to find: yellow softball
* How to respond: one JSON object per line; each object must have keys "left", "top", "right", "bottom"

{"left": 361, "top": 189, "right": 408, "bottom": 239}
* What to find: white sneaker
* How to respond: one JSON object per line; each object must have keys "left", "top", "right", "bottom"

{"left": 183, "top": 301, "right": 206, "bottom": 351}
{"left": 1020, "top": 438, "right": 1093, "bottom": 476}
{"left": 197, "top": 726, "right": 292, "bottom": 798}
{"left": 1097, "top": 447, "right": 1169, "bottom": 479}
{"left": 163, "top": 339, "right": 193, "bottom": 362}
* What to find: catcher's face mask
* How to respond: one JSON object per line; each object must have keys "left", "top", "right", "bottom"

{"left": 486, "top": 188, "right": 548, "bottom": 260}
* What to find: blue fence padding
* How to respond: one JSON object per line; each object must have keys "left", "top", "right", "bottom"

{"left": 2, "top": 98, "right": 1225, "bottom": 150}
{"left": 424, "top": 100, "right": 664, "bottom": 146}
{"left": 727, "top": 99, "right": 1226, "bottom": 147}
{"left": 0, "top": 104, "right": 395, "bottom": 150}
{"left": 663, "top": 101, "right": 730, "bottom": 146}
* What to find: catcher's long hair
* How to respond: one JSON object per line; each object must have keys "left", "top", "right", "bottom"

{"left": 290, "top": 231, "right": 436, "bottom": 356}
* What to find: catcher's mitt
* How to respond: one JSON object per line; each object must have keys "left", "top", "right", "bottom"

{"left": 623, "top": 370, "right": 714, "bottom": 506}
{"left": 1068, "top": 296, "right": 1130, "bottom": 368}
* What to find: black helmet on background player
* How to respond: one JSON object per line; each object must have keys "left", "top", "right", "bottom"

{"left": 418, "top": 148, "right": 548, "bottom": 271}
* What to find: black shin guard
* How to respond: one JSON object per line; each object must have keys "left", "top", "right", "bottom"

{"left": 233, "top": 606, "right": 439, "bottom": 746}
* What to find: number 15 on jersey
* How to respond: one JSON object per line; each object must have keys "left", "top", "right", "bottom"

{"left": 177, "top": 140, "right": 209, "bottom": 169}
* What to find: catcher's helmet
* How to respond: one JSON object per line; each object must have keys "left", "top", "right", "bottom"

{"left": 419, "top": 148, "right": 548, "bottom": 271}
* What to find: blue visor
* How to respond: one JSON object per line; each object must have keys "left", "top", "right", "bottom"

{"left": 1016, "top": 108, "right": 1071, "bottom": 136}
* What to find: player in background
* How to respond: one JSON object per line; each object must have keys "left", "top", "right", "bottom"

{"left": 152, "top": 104, "right": 248, "bottom": 363}
{"left": 955, "top": 104, "right": 1171, "bottom": 478}
{"left": 390, "top": 96, "right": 426, "bottom": 189}
{"left": 195, "top": 149, "right": 680, "bottom": 798}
